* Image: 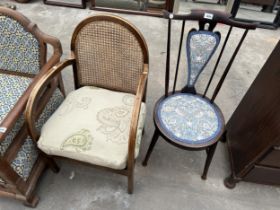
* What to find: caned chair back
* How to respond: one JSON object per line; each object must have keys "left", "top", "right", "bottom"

{"left": 71, "top": 15, "right": 149, "bottom": 94}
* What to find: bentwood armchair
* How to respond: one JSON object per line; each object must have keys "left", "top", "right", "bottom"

{"left": 0, "top": 8, "right": 65, "bottom": 207}
{"left": 25, "top": 14, "right": 149, "bottom": 194}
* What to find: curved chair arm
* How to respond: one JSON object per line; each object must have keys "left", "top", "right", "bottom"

{"left": 25, "top": 58, "right": 75, "bottom": 142}
{"left": 127, "top": 64, "right": 149, "bottom": 171}
{"left": 37, "top": 34, "right": 63, "bottom": 78}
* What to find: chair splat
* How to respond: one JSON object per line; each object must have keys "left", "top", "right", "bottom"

{"left": 182, "top": 29, "right": 221, "bottom": 94}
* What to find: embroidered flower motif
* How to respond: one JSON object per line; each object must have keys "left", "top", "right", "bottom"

{"left": 58, "top": 97, "right": 92, "bottom": 116}
{"left": 61, "top": 129, "right": 93, "bottom": 152}
{"left": 96, "top": 95, "right": 134, "bottom": 144}
{"left": 97, "top": 107, "right": 130, "bottom": 144}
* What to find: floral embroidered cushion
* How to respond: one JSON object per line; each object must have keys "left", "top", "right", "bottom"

{"left": 38, "top": 86, "right": 146, "bottom": 170}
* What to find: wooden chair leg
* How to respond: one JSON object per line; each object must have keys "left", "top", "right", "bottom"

{"left": 23, "top": 194, "right": 39, "bottom": 208}
{"left": 127, "top": 172, "right": 134, "bottom": 194}
{"left": 142, "top": 129, "right": 160, "bottom": 166}
{"left": 44, "top": 156, "right": 60, "bottom": 173}
{"left": 201, "top": 142, "right": 218, "bottom": 180}
{"left": 142, "top": 128, "right": 145, "bottom": 136}
{"left": 220, "top": 130, "right": 227, "bottom": 143}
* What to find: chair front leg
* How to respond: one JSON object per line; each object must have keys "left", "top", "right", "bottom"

{"left": 127, "top": 169, "right": 134, "bottom": 194}
{"left": 23, "top": 193, "right": 39, "bottom": 208}
{"left": 220, "top": 130, "right": 227, "bottom": 143}
{"left": 142, "top": 128, "right": 160, "bottom": 166}
{"left": 41, "top": 153, "right": 60, "bottom": 173}
{"left": 201, "top": 142, "right": 218, "bottom": 180}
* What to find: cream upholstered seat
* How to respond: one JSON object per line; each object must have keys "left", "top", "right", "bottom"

{"left": 38, "top": 86, "right": 146, "bottom": 169}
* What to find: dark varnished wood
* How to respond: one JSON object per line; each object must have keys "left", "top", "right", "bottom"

{"left": 163, "top": 10, "right": 257, "bottom": 29}
{"left": 142, "top": 129, "right": 160, "bottom": 166}
{"left": 143, "top": 10, "right": 256, "bottom": 179}
{"left": 225, "top": 41, "right": 280, "bottom": 188}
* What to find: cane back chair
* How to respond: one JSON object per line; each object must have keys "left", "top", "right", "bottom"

{"left": 25, "top": 14, "right": 149, "bottom": 194}
{"left": 0, "top": 8, "right": 65, "bottom": 207}
{"left": 142, "top": 10, "right": 256, "bottom": 179}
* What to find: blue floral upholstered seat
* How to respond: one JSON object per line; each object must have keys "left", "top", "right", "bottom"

{"left": 156, "top": 93, "right": 223, "bottom": 145}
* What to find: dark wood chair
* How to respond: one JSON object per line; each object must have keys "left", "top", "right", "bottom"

{"left": 142, "top": 10, "right": 256, "bottom": 179}
{"left": 0, "top": 8, "right": 64, "bottom": 207}
{"left": 25, "top": 14, "right": 149, "bottom": 194}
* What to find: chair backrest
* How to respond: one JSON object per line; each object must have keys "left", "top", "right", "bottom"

{"left": 164, "top": 10, "right": 257, "bottom": 102}
{"left": 71, "top": 14, "right": 149, "bottom": 94}
{"left": 0, "top": 8, "right": 46, "bottom": 76}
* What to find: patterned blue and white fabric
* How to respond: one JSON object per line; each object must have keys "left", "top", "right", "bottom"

{"left": 187, "top": 30, "right": 220, "bottom": 87}
{"left": 157, "top": 93, "right": 223, "bottom": 144}
{"left": 0, "top": 15, "right": 40, "bottom": 74}
{"left": 11, "top": 138, "right": 39, "bottom": 181}
{"left": 0, "top": 73, "right": 32, "bottom": 123}
{"left": 1, "top": 89, "right": 64, "bottom": 181}
{"left": 0, "top": 115, "right": 24, "bottom": 156}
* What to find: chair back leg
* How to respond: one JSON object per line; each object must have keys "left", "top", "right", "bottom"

{"left": 127, "top": 171, "right": 134, "bottom": 194}
{"left": 142, "top": 129, "right": 160, "bottom": 166}
{"left": 23, "top": 194, "right": 39, "bottom": 208}
{"left": 201, "top": 142, "right": 218, "bottom": 180}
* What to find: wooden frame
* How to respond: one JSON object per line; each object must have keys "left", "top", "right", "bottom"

{"left": 230, "top": 0, "right": 280, "bottom": 29}
{"left": 43, "top": 0, "right": 86, "bottom": 9}
{"left": 142, "top": 10, "right": 257, "bottom": 180}
{"left": 90, "top": 0, "right": 175, "bottom": 17}
{"left": 224, "top": 41, "right": 280, "bottom": 189}
{"left": 15, "top": 0, "right": 31, "bottom": 3}
{"left": 25, "top": 14, "right": 149, "bottom": 194}
{"left": 0, "top": 8, "right": 63, "bottom": 207}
